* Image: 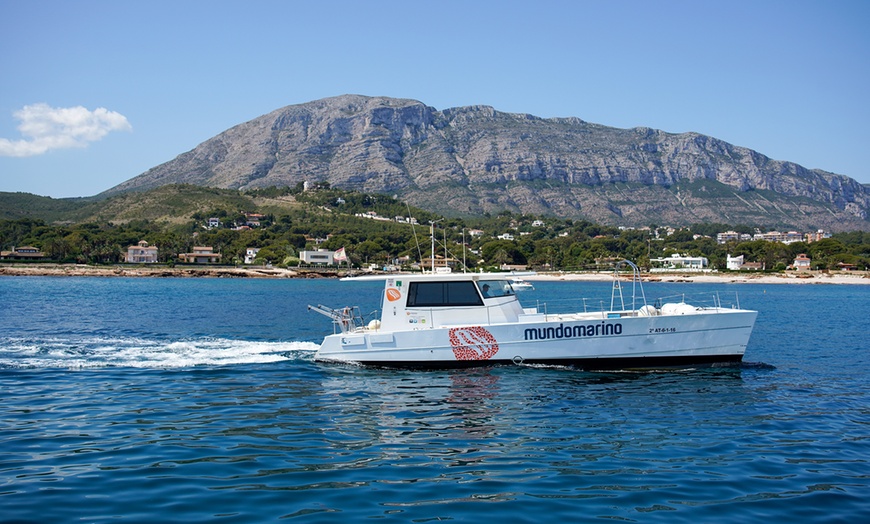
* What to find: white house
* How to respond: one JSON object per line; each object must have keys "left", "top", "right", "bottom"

{"left": 126, "top": 240, "right": 158, "bottom": 263}
{"left": 178, "top": 246, "right": 221, "bottom": 264}
{"left": 244, "top": 247, "right": 260, "bottom": 264}
{"left": 793, "top": 253, "right": 812, "bottom": 271}
{"left": 650, "top": 253, "right": 709, "bottom": 271}
{"left": 726, "top": 254, "right": 744, "bottom": 271}
{"left": 300, "top": 249, "right": 337, "bottom": 265}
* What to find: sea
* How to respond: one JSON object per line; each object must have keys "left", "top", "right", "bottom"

{"left": 1, "top": 276, "right": 868, "bottom": 523}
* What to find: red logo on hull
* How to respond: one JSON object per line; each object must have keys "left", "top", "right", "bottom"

{"left": 448, "top": 326, "right": 500, "bottom": 360}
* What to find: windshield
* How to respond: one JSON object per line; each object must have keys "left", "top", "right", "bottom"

{"left": 477, "top": 279, "right": 514, "bottom": 299}
{"left": 406, "top": 281, "right": 484, "bottom": 307}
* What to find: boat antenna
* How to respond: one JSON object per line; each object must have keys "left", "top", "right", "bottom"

{"left": 407, "top": 203, "right": 423, "bottom": 269}
{"left": 444, "top": 226, "right": 447, "bottom": 266}
{"left": 429, "top": 219, "right": 443, "bottom": 273}
{"left": 462, "top": 228, "right": 467, "bottom": 273}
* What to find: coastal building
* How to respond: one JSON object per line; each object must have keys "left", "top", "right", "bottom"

{"left": 178, "top": 246, "right": 222, "bottom": 264}
{"left": 806, "top": 230, "right": 831, "bottom": 243}
{"left": 300, "top": 249, "right": 337, "bottom": 266}
{"left": 726, "top": 254, "right": 744, "bottom": 271}
{"left": 650, "top": 253, "right": 709, "bottom": 272}
{"left": 725, "top": 254, "right": 763, "bottom": 271}
{"left": 419, "top": 255, "right": 457, "bottom": 271}
{"left": 717, "top": 231, "right": 753, "bottom": 244}
{"left": 125, "top": 240, "right": 158, "bottom": 263}
{"left": 245, "top": 213, "right": 266, "bottom": 227}
{"left": 0, "top": 246, "right": 46, "bottom": 261}
{"left": 792, "top": 253, "right": 811, "bottom": 271}
{"left": 752, "top": 231, "right": 805, "bottom": 244}
{"left": 718, "top": 229, "right": 829, "bottom": 245}
{"left": 783, "top": 231, "right": 804, "bottom": 243}
{"left": 244, "top": 248, "right": 260, "bottom": 264}
{"left": 836, "top": 262, "right": 857, "bottom": 271}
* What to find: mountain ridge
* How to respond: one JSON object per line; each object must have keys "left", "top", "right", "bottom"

{"left": 103, "top": 95, "right": 870, "bottom": 231}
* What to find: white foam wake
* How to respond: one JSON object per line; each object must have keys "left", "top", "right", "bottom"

{"left": 0, "top": 336, "right": 319, "bottom": 369}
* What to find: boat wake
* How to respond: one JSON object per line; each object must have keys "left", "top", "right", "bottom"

{"left": 0, "top": 336, "right": 318, "bottom": 369}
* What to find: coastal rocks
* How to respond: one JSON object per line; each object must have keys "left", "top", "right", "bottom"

{"left": 0, "top": 265, "right": 303, "bottom": 278}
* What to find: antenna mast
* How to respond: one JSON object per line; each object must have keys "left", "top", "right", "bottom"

{"left": 429, "top": 219, "right": 443, "bottom": 273}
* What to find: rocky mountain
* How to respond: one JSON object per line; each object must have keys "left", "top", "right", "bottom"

{"left": 105, "top": 95, "right": 870, "bottom": 231}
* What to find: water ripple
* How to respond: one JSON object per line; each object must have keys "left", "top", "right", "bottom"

{"left": 2, "top": 279, "right": 869, "bottom": 522}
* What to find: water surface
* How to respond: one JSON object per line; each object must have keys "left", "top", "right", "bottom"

{"left": 1, "top": 277, "right": 868, "bottom": 522}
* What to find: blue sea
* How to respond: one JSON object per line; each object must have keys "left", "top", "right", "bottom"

{"left": 1, "top": 276, "right": 868, "bottom": 523}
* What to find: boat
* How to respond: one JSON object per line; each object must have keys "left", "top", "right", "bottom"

{"left": 308, "top": 261, "right": 757, "bottom": 370}
{"left": 509, "top": 276, "right": 534, "bottom": 291}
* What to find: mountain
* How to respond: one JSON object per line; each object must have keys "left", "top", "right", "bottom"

{"left": 1, "top": 185, "right": 284, "bottom": 225}
{"left": 0, "top": 193, "right": 97, "bottom": 222}
{"left": 104, "top": 95, "right": 870, "bottom": 231}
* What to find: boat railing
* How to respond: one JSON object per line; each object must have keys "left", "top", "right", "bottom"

{"left": 610, "top": 260, "right": 647, "bottom": 311}
{"left": 526, "top": 290, "right": 744, "bottom": 318}
{"left": 528, "top": 261, "right": 746, "bottom": 317}
{"left": 307, "top": 304, "right": 366, "bottom": 334}
{"left": 651, "top": 291, "right": 743, "bottom": 311}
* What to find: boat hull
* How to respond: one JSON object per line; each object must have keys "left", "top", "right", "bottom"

{"left": 314, "top": 309, "right": 757, "bottom": 371}
{"left": 354, "top": 354, "right": 744, "bottom": 370}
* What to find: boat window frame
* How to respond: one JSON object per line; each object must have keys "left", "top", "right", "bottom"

{"left": 406, "top": 280, "right": 485, "bottom": 308}
{"left": 478, "top": 279, "right": 515, "bottom": 299}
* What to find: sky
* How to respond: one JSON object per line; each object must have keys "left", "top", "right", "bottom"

{"left": 1, "top": 0, "right": 868, "bottom": 198}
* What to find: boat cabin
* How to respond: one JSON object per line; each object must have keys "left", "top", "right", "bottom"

{"left": 377, "top": 274, "right": 527, "bottom": 332}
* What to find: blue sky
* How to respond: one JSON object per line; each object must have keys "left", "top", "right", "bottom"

{"left": 1, "top": 0, "right": 868, "bottom": 198}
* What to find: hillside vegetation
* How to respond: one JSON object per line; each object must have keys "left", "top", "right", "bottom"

{"left": 2, "top": 185, "right": 869, "bottom": 271}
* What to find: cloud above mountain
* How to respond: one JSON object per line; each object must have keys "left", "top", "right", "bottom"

{"left": 0, "top": 103, "right": 132, "bottom": 157}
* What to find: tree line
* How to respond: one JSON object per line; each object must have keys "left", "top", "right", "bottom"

{"left": 2, "top": 187, "right": 869, "bottom": 271}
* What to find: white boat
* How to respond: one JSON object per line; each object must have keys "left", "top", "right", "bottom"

{"left": 308, "top": 261, "right": 756, "bottom": 370}
{"left": 509, "top": 276, "right": 534, "bottom": 291}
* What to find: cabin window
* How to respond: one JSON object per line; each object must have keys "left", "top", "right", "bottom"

{"left": 406, "top": 281, "right": 484, "bottom": 307}
{"left": 478, "top": 280, "right": 514, "bottom": 298}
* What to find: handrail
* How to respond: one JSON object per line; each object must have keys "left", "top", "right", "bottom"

{"left": 611, "top": 260, "right": 647, "bottom": 311}
{"left": 307, "top": 304, "right": 363, "bottom": 333}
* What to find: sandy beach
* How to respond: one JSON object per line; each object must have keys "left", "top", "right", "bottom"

{"left": 1, "top": 264, "right": 868, "bottom": 284}
{"left": 527, "top": 271, "right": 870, "bottom": 285}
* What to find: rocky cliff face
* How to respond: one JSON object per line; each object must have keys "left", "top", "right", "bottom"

{"left": 106, "top": 95, "right": 870, "bottom": 231}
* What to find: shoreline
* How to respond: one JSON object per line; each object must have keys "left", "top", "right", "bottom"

{"left": 2, "top": 264, "right": 869, "bottom": 284}
{"left": 526, "top": 271, "right": 870, "bottom": 285}
{"left": 0, "top": 264, "right": 317, "bottom": 279}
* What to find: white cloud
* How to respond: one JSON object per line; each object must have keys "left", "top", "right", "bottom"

{"left": 0, "top": 103, "right": 132, "bottom": 157}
